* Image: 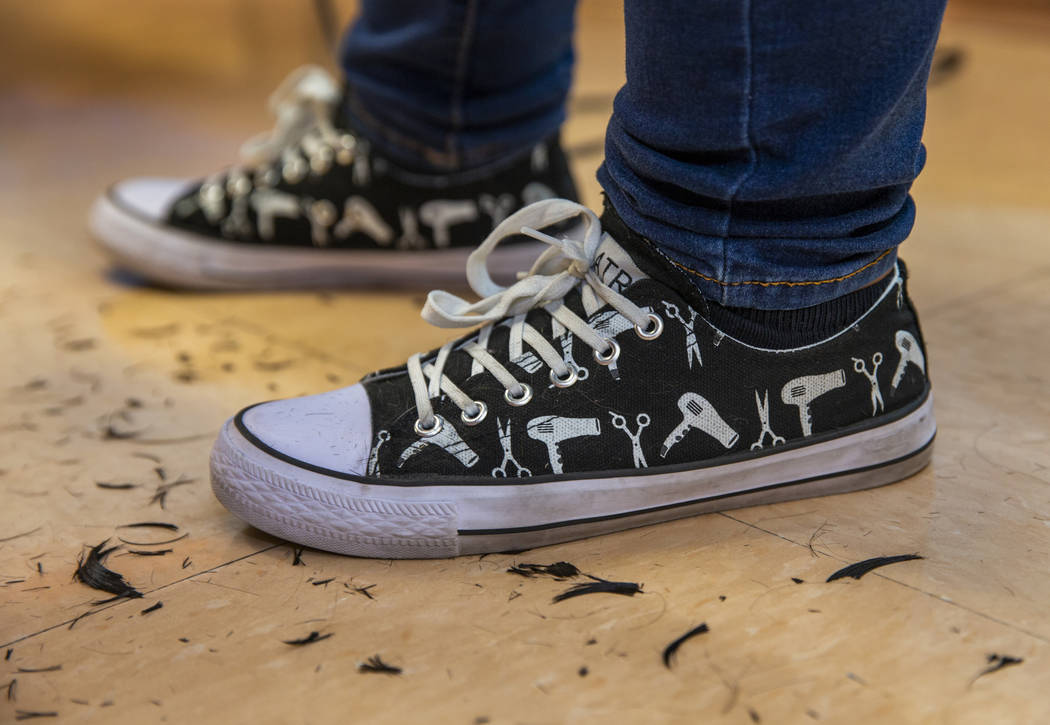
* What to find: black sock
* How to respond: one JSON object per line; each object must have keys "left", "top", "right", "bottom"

{"left": 704, "top": 277, "right": 892, "bottom": 348}
{"left": 598, "top": 198, "right": 894, "bottom": 348}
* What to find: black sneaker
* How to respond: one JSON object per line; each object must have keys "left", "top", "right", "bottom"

{"left": 209, "top": 199, "right": 935, "bottom": 558}
{"left": 89, "top": 66, "right": 578, "bottom": 289}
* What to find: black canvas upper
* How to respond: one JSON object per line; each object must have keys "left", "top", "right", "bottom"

{"left": 355, "top": 210, "right": 931, "bottom": 483}
{"left": 165, "top": 123, "right": 578, "bottom": 252}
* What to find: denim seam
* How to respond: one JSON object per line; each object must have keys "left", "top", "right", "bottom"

{"left": 668, "top": 248, "right": 894, "bottom": 287}
{"left": 448, "top": 0, "right": 481, "bottom": 168}
{"left": 718, "top": 0, "right": 758, "bottom": 303}
{"left": 343, "top": 89, "right": 448, "bottom": 160}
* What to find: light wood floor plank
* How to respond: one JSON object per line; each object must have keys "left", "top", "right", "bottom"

{"left": 2, "top": 2, "right": 1047, "bottom": 722}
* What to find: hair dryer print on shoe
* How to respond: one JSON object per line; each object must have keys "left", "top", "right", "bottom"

{"left": 781, "top": 370, "right": 848, "bottom": 437}
{"left": 79, "top": 0, "right": 947, "bottom": 558}
{"left": 660, "top": 393, "right": 739, "bottom": 458}
{"left": 210, "top": 200, "right": 935, "bottom": 558}
{"left": 90, "top": 69, "right": 578, "bottom": 289}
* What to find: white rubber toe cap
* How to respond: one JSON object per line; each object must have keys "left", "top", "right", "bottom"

{"left": 109, "top": 177, "right": 194, "bottom": 221}
{"left": 236, "top": 383, "right": 374, "bottom": 477}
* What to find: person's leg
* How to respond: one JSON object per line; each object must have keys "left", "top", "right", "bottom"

{"left": 341, "top": 0, "right": 578, "bottom": 173}
{"left": 210, "top": 1, "right": 940, "bottom": 558}
{"left": 600, "top": 0, "right": 947, "bottom": 309}
{"left": 90, "top": 0, "right": 580, "bottom": 289}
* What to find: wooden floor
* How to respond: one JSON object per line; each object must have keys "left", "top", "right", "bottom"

{"left": 2, "top": 3, "right": 1048, "bottom": 723}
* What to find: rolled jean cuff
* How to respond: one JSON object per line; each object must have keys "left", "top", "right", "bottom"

{"left": 602, "top": 179, "right": 909, "bottom": 310}
{"left": 342, "top": 87, "right": 560, "bottom": 174}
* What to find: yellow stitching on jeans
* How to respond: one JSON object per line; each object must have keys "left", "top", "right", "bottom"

{"left": 670, "top": 248, "right": 894, "bottom": 287}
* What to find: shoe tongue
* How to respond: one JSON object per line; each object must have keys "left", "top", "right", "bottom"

{"left": 574, "top": 230, "right": 647, "bottom": 317}
{"left": 590, "top": 231, "right": 650, "bottom": 294}
{"left": 598, "top": 201, "right": 712, "bottom": 313}
{"left": 332, "top": 85, "right": 352, "bottom": 130}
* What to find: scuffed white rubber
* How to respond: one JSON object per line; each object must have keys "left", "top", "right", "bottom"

{"left": 210, "top": 393, "right": 935, "bottom": 559}
{"left": 239, "top": 383, "right": 373, "bottom": 477}
{"left": 108, "top": 177, "right": 190, "bottom": 219}
{"left": 88, "top": 186, "right": 542, "bottom": 290}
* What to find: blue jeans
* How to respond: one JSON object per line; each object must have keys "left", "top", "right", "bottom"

{"left": 341, "top": 0, "right": 947, "bottom": 308}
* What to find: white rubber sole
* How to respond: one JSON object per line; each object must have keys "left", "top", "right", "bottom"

{"left": 210, "top": 393, "right": 936, "bottom": 558}
{"left": 89, "top": 192, "right": 542, "bottom": 290}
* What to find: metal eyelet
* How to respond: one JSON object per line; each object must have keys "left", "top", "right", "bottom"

{"left": 593, "top": 339, "right": 621, "bottom": 365}
{"left": 310, "top": 157, "right": 331, "bottom": 175}
{"left": 504, "top": 384, "right": 533, "bottom": 407}
{"left": 461, "top": 401, "right": 488, "bottom": 426}
{"left": 549, "top": 367, "right": 578, "bottom": 388}
{"left": 336, "top": 134, "right": 356, "bottom": 165}
{"left": 635, "top": 313, "right": 664, "bottom": 340}
{"left": 413, "top": 415, "right": 443, "bottom": 437}
{"left": 200, "top": 182, "right": 225, "bottom": 204}
{"left": 282, "top": 157, "right": 307, "bottom": 184}
{"left": 310, "top": 146, "right": 334, "bottom": 175}
{"left": 255, "top": 167, "right": 280, "bottom": 188}
{"left": 226, "top": 173, "right": 251, "bottom": 198}
{"left": 309, "top": 199, "right": 338, "bottom": 226}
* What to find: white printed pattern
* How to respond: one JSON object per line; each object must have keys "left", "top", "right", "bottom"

{"left": 252, "top": 189, "right": 300, "bottom": 240}
{"left": 221, "top": 182, "right": 252, "bottom": 238}
{"left": 333, "top": 196, "right": 393, "bottom": 245}
{"left": 661, "top": 301, "right": 702, "bottom": 369}
{"left": 781, "top": 370, "right": 847, "bottom": 437}
{"left": 586, "top": 306, "right": 654, "bottom": 379}
{"left": 750, "top": 390, "right": 785, "bottom": 450}
{"left": 660, "top": 393, "right": 739, "bottom": 457}
{"left": 419, "top": 200, "right": 479, "bottom": 248}
{"left": 492, "top": 418, "right": 530, "bottom": 477}
{"left": 396, "top": 207, "right": 427, "bottom": 250}
{"left": 556, "top": 332, "right": 589, "bottom": 383}
{"left": 196, "top": 188, "right": 504, "bottom": 247}
{"left": 397, "top": 419, "right": 479, "bottom": 469}
{"left": 506, "top": 314, "right": 544, "bottom": 374}
{"left": 531, "top": 143, "right": 549, "bottom": 173}
{"left": 303, "top": 198, "right": 338, "bottom": 245}
{"left": 352, "top": 139, "right": 371, "bottom": 186}
{"left": 196, "top": 181, "right": 225, "bottom": 223}
{"left": 891, "top": 330, "right": 925, "bottom": 390}
{"left": 852, "top": 352, "right": 885, "bottom": 416}
{"left": 368, "top": 303, "right": 924, "bottom": 477}
{"left": 527, "top": 416, "right": 601, "bottom": 474}
{"left": 366, "top": 430, "right": 389, "bottom": 476}
{"left": 479, "top": 193, "right": 516, "bottom": 229}
{"left": 177, "top": 150, "right": 552, "bottom": 248}
{"left": 521, "top": 181, "right": 557, "bottom": 206}
{"left": 610, "top": 411, "right": 650, "bottom": 468}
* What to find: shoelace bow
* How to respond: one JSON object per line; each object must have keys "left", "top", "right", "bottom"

{"left": 239, "top": 65, "right": 350, "bottom": 168}
{"left": 406, "top": 199, "right": 661, "bottom": 436}
{"left": 199, "top": 66, "right": 357, "bottom": 206}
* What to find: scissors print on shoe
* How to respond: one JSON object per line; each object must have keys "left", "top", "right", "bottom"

{"left": 852, "top": 352, "right": 885, "bottom": 416}
{"left": 492, "top": 418, "right": 531, "bottom": 477}
{"left": 661, "top": 300, "right": 703, "bottom": 369}
{"left": 366, "top": 430, "right": 390, "bottom": 476}
{"left": 610, "top": 411, "right": 651, "bottom": 468}
{"left": 750, "top": 390, "right": 785, "bottom": 451}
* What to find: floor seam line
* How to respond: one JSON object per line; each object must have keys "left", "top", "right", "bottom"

{"left": 1, "top": 543, "right": 282, "bottom": 649}
{"left": 217, "top": 315, "right": 363, "bottom": 370}
{"left": 717, "top": 512, "right": 1048, "bottom": 643}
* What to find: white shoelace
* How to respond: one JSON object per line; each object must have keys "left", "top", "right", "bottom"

{"left": 406, "top": 199, "right": 662, "bottom": 436}
{"left": 197, "top": 66, "right": 356, "bottom": 214}
{"left": 238, "top": 65, "right": 349, "bottom": 169}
